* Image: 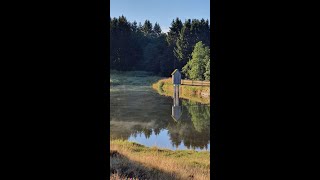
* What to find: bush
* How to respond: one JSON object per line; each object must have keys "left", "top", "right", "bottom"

{"left": 158, "top": 81, "right": 165, "bottom": 93}
{"left": 182, "top": 41, "right": 210, "bottom": 81}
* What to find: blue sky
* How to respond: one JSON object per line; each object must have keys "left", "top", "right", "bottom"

{"left": 110, "top": 0, "right": 210, "bottom": 33}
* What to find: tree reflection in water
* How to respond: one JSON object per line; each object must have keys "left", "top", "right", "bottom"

{"left": 110, "top": 90, "right": 210, "bottom": 150}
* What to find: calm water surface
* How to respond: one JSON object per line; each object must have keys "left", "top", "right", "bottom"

{"left": 110, "top": 85, "right": 210, "bottom": 151}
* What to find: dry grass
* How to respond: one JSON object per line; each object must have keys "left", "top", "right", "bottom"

{"left": 110, "top": 140, "right": 210, "bottom": 180}
{"left": 152, "top": 78, "right": 210, "bottom": 104}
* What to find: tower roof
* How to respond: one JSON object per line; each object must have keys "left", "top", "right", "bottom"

{"left": 171, "top": 69, "right": 180, "bottom": 75}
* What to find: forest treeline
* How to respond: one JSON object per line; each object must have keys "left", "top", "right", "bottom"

{"left": 110, "top": 16, "right": 211, "bottom": 80}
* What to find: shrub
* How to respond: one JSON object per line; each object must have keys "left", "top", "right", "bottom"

{"left": 158, "top": 81, "right": 165, "bottom": 93}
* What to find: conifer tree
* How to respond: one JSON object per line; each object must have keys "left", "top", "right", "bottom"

{"left": 153, "top": 22, "right": 162, "bottom": 36}
{"left": 174, "top": 19, "right": 192, "bottom": 70}
{"left": 142, "top": 20, "right": 153, "bottom": 35}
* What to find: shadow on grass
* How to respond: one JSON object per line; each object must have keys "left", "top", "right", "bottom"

{"left": 110, "top": 150, "right": 188, "bottom": 180}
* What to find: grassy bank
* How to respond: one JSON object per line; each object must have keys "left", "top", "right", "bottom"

{"left": 110, "top": 140, "right": 210, "bottom": 180}
{"left": 152, "top": 78, "right": 210, "bottom": 104}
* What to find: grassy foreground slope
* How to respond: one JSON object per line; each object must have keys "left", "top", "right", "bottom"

{"left": 110, "top": 140, "right": 210, "bottom": 180}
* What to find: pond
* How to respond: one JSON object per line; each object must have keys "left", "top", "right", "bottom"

{"left": 110, "top": 84, "right": 210, "bottom": 151}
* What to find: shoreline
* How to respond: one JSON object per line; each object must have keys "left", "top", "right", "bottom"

{"left": 152, "top": 78, "right": 210, "bottom": 104}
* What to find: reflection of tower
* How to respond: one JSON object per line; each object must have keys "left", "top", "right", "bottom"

{"left": 172, "top": 85, "right": 182, "bottom": 121}
{"left": 171, "top": 69, "right": 182, "bottom": 121}
{"left": 173, "top": 85, "right": 179, "bottom": 106}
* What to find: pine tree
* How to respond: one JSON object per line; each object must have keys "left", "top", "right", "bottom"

{"left": 165, "top": 18, "right": 183, "bottom": 71}
{"left": 153, "top": 22, "right": 162, "bottom": 36}
{"left": 174, "top": 19, "right": 192, "bottom": 70}
{"left": 166, "top": 18, "right": 183, "bottom": 46}
{"left": 131, "top": 21, "right": 137, "bottom": 32}
{"left": 142, "top": 20, "right": 153, "bottom": 35}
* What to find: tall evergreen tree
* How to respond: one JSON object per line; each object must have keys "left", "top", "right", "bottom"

{"left": 166, "top": 18, "right": 183, "bottom": 46}
{"left": 166, "top": 18, "right": 183, "bottom": 72}
{"left": 142, "top": 20, "right": 153, "bottom": 35}
{"left": 153, "top": 22, "right": 162, "bottom": 36}
{"left": 131, "top": 20, "right": 138, "bottom": 32}
{"left": 174, "top": 19, "right": 192, "bottom": 70}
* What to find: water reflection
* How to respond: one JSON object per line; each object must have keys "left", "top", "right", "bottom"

{"left": 110, "top": 88, "right": 210, "bottom": 151}
{"left": 172, "top": 87, "right": 182, "bottom": 121}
